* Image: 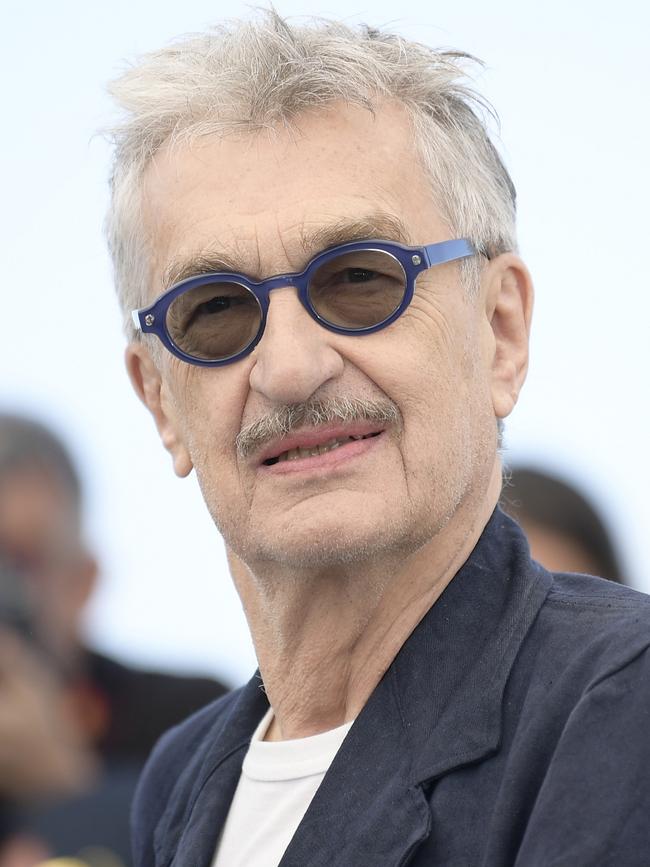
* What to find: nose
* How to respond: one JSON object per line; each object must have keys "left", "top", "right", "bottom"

{"left": 248, "top": 287, "right": 345, "bottom": 404}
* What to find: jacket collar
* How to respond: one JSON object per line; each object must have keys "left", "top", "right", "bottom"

{"left": 156, "top": 678, "right": 268, "bottom": 867}
{"left": 158, "top": 509, "right": 552, "bottom": 867}
{"left": 393, "top": 508, "right": 552, "bottom": 783}
{"left": 280, "top": 509, "right": 552, "bottom": 865}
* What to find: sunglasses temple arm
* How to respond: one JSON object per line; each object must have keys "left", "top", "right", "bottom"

{"left": 423, "top": 239, "right": 477, "bottom": 267}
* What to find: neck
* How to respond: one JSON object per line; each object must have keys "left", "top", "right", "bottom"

{"left": 230, "top": 460, "right": 502, "bottom": 741}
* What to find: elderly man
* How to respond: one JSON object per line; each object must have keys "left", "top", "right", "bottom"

{"left": 106, "top": 12, "right": 650, "bottom": 867}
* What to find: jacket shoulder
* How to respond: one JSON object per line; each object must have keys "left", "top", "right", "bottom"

{"left": 547, "top": 570, "right": 650, "bottom": 605}
{"left": 544, "top": 571, "right": 650, "bottom": 638}
{"left": 522, "top": 570, "right": 650, "bottom": 698}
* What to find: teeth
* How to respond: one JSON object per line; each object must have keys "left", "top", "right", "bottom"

{"left": 277, "top": 448, "right": 302, "bottom": 462}
{"left": 272, "top": 432, "right": 379, "bottom": 464}
{"left": 320, "top": 441, "right": 342, "bottom": 454}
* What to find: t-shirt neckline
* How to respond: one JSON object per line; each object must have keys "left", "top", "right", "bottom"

{"left": 243, "top": 707, "right": 354, "bottom": 782}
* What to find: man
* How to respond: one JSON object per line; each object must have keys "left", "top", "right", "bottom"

{"left": 106, "top": 12, "right": 650, "bottom": 866}
{"left": 0, "top": 414, "right": 228, "bottom": 865}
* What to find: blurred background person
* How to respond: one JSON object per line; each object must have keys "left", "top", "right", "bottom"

{"left": 0, "top": 413, "right": 229, "bottom": 867}
{"left": 502, "top": 464, "right": 625, "bottom": 584}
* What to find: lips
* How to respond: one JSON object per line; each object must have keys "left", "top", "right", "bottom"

{"left": 256, "top": 424, "right": 385, "bottom": 467}
{"left": 264, "top": 432, "right": 381, "bottom": 466}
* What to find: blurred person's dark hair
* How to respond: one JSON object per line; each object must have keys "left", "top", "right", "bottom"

{"left": 0, "top": 413, "right": 82, "bottom": 511}
{"left": 502, "top": 466, "right": 625, "bottom": 584}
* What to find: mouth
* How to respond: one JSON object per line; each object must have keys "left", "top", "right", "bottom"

{"left": 262, "top": 430, "right": 382, "bottom": 466}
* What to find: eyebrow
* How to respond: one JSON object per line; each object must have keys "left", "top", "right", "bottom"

{"left": 301, "top": 213, "right": 411, "bottom": 253}
{"left": 160, "top": 212, "right": 412, "bottom": 289}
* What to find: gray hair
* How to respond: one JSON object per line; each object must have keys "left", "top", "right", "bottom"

{"left": 105, "top": 10, "right": 517, "bottom": 342}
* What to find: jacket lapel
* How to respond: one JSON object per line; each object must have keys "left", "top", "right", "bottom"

{"left": 400, "top": 510, "right": 552, "bottom": 786}
{"left": 154, "top": 677, "right": 269, "bottom": 867}
{"left": 280, "top": 510, "right": 552, "bottom": 866}
{"left": 279, "top": 668, "right": 431, "bottom": 866}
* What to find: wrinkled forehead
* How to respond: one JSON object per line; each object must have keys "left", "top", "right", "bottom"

{"left": 140, "top": 101, "right": 451, "bottom": 294}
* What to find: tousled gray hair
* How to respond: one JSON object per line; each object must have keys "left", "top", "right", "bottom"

{"left": 105, "top": 10, "right": 517, "bottom": 342}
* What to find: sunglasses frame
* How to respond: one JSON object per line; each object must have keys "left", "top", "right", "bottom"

{"left": 131, "top": 237, "right": 477, "bottom": 367}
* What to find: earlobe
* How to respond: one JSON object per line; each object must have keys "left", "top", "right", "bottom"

{"left": 125, "top": 343, "right": 193, "bottom": 477}
{"left": 484, "top": 254, "right": 534, "bottom": 420}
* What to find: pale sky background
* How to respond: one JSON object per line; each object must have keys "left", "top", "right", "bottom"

{"left": 2, "top": 0, "right": 648, "bottom": 686}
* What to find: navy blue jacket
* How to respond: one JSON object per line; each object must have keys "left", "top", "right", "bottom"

{"left": 132, "top": 511, "right": 650, "bottom": 866}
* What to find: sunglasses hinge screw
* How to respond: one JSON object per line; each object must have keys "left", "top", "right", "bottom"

{"left": 145, "top": 314, "right": 155, "bottom": 326}
{"left": 411, "top": 254, "right": 421, "bottom": 265}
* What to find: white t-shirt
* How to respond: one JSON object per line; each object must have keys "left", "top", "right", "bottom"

{"left": 211, "top": 708, "right": 353, "bottom": 867}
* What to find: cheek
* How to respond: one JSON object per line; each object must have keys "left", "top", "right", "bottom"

{"left": 410, "top": 296, "right": 490, "bottom": 406}
{"left": 184, "top": 407, "right": 236, "bottom": 486}
{"left": 186, "top": 426, "right": 250, "bottom": 536}
{"left": 170, "top": 369, "right": 253, "bottom": 501}
{"left": 374, "top": 315, "right": 490, "bottom": 460}
{"left": 167, "top": 362, "right": 236, "bottom": 455}
{"left": 369, "top": 305, "right": 477, "bottom": 412}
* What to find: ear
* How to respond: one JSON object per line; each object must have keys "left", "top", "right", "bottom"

{"left": 483, "top": 253, "right": 534, "bottom": 420}
{"left": 125, "top": 343, "right": 193, "bottom": 477}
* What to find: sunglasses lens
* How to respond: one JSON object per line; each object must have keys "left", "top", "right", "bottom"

{"left": 166, "top": 280, "right": 262, "bottom": 361}
{"left": 308, "top": 249, "right": 407, "bottom": 330}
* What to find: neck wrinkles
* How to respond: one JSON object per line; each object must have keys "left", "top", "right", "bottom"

{"left": 230, "top": 458, "right": 503, "bottom": 740}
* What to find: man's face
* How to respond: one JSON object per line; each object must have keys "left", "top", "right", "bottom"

{"left": 135, "top": 102, "right": 506, "bottom": 570}
{"left": 0, "top": 469, "right": 95, "bottom": 662}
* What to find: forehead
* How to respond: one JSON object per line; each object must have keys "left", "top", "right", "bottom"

{"left": 141, "top": 101, "right": 450, "bottom": 290}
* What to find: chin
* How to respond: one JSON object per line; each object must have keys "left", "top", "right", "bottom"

{"left": 256, "top": 535, "right": 381, "bottom": 570}
{"left": 228, "top": 507, "right": 426, "bottom": 573}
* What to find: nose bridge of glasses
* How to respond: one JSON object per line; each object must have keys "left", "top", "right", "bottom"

{"left": 262, "top": 274, "right": 300, "bottom": 293}
{"left": 252, "top": 273, "right": 310, "bottom": 311}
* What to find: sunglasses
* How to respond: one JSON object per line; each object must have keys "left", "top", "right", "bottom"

{"left": 132, "top": 237, "right": 478, "bottom": 366}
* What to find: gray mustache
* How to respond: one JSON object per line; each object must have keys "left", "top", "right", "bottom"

{"left": 236, "top": 397, "right": 401, "bottom": 459}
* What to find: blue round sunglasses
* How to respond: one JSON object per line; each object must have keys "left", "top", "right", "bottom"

{"left": 132, "top": 237, "right": 478, "bottom": 366}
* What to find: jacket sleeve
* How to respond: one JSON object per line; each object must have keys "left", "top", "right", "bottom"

{"left": 515, "top": 646, "right": 650, "bottom": 867}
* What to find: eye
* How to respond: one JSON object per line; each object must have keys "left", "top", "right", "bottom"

{"left": 187, "top": 294, "right": 248, "bottom": 326}
{"left": 192, "top": 296, "right": 232, "bottom": 317}
{"left": 344, "top": 268, "right": 379, "bottom": 283}
{"left": 319, "top": 267, "right": 386, "bottom": 289}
